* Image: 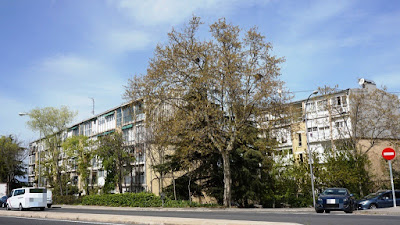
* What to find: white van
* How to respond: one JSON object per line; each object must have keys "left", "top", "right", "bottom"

{"left": 47, "top": 189, "right": 52, "bottom": 208}
{"left": 6, "top": 187, "right": 46, "bottom": 211}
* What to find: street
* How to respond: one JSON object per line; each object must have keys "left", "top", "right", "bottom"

{"left": 1, "top": 206, "right": 400, "bottom": 225}
{"left": 0, "top": 216, "right": 138, "bottom": 225}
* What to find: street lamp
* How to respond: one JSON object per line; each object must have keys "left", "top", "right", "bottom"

{"left": 19, "top": 112, "right": 42, "bottom": 187}
{"left": 304, "top": 90, "right": 318, "bottom": 208}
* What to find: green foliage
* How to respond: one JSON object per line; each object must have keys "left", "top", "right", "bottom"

{"left": 270, "top": 148, "right": 374, "bottom": 208}
{"left": 62, "top": 135, "right": 95, "bottom": 195}
{"left": 81, "top": 192, "right": 217, "bottom": 208}
{"left": 124, "top": 16, "right": 286, "bottom": 207}
{"left": 268, "top": 157, "right": 313, "bottom": 208}
{"left": 25, "top": 106, "right": 76, "bottom": 195}
{"left": 317, "top": 149, "right": 374, "bottom": 198}
{"left": 53, "top": 195, "right": 83, "bottom": 205}
{"left": 0, "top": 135, "right": 26, "bottom": 195}
{"left": 97, "top": 132, "right": 135, "bottom": 193}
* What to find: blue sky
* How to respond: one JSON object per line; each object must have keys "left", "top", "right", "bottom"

{"left": 1, "top": 0, "right": 400, "bottom": 145}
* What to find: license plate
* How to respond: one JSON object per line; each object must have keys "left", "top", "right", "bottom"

{"left": 327, "top": 199, "right": 336, "bottom": 204}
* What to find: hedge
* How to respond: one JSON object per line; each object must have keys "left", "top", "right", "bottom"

{"left": 81, "top": 192, "right": 217, "bottom": 208}
{"left": 53, "top": 195, "right": 83, "bottom": 205}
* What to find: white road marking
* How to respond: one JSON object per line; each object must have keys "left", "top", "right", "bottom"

{"left": 1, "top": 216, "right": 130, "bottom": 225}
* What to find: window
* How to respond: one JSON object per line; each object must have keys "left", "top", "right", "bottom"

{"left": 72, "top": 176, "right": 78, "bottom": 185}
{"left": 299, "top": 153, "right": 303, "bottom": 162}
{"left": 116, "top": 108, "right": 122, "bottom": 127}
{"left": 298, "top": 133, "right": 302, "bottom": 147}
{"left": 381, "top": 192, "right": 392, "bottom": 200}
{"left": 308, "top": 127, "right": 318, "bottom": 132}
{"left": 30, "top": 188, "right": 45, "bottom": 193}
{"left": 98, "top": 116, "right": 105, "bottom": 126}
{"left": 83, "top": 122, "right": 92, "bottom": 136}
{"left": 14, "top": 189, "right": 25, "bottom": 196}
{"left": 317, "top": 100, "right": 327, "bottom": 111}
{"left": 337, "top": 96, "right": 341, "bottom": 106}
{"left": 342, "top": 96, "right": 347, "bottom": 107}
{"left": 72, "top": 127, "right": 79, "bottom": 136}
{"left": 306, "top": 102, "right": 315, "bottom": 111}
{"left": 92, "top": 171, "right": 98, "bottom": 185}
{"left": 123, "top": 107, "right": 133, "bottom": 124}
{"left": 335, "top": 121, "right": 345, "bottom": 128}
{"left": 105, "top": 114, "right": 114, "bottom": 122}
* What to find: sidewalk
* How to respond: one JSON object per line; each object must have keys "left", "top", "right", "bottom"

{"left": 2, "top": 204, "right": 399, "bottom": 225}
{"left": 0, "top": 205, "right": 303, "bottom": 225}
{"left": 353, "top": 206, "right": 400, "bottom": 216}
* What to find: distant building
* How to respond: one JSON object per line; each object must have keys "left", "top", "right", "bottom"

{"left": 272, "top": 79, "right": 400, "bottom": 188}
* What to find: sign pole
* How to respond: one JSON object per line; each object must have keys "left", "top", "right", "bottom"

{"left": 389, "top": 160, "right": 396, "bottom": 207}
{"left": 382, "top": 147, "right": 396, "bottom": 208}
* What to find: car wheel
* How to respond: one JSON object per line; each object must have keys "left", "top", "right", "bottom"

{"left": 325, "top": 210, "right": 331, "bottom": 213}
{"left": 315, "top": 209, "right": 324, "bottom": 213}
{"left": 47, "top": 204, "right": 52, "bottom": 208}
{"left": 345, "top": 209, "right": 353, "bottom": 213}
{"left": 19, "top": 204, "right": 24, "bottom": 211}
{"left": 369, "top": 204, "right": 377, "bottom": 209}
{"left": 6, "top": 204, "right": 11, "bottom": 211}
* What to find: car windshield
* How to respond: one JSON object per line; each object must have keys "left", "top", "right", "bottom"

{"left": 322, "top": 189, "right": 348, "bottom": 195}
{"left": 365, "top": 191, "right": 385, "bottom": 199}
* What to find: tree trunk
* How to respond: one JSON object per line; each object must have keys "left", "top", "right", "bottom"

{"left": 172, "top": 169, "right": 177, "bottom": 200}
{"left": 119, "top": 164, "right": 123, "bottom": 193}
{"left": 221, "top": 150, "right": 232, "bottom": 207}
{"left": 188, "top": 175, "right": 192, "bottom": 204}
{"left": 130, "top": 167, "right": 133, "bottom": 192}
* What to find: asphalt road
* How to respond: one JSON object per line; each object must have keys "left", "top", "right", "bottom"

{"left": 0, "top": 216, "right": 132, "bottom": 225}
{"left": 40, "top": 207, "right": 400, "bottom": 225}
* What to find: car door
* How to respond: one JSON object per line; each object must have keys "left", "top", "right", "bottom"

{"left": 377, "top": 192, "right": 393, "bottom": 208}
{"left": 8, "top": 190, "right": 18, "bottom": 208}
{"left": 395, "top": 191, "right": 400, "bottom": 206}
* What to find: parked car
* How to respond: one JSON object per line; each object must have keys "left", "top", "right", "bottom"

{"left": 0, "top": 196, "right": 7, "bottom": 208}
{"left": 6, "top": 187, "right": 46, "bottom": 211}
{"left": 315, "top": 188, "right": 355, "bottom": 213}
{"left": 357, "top": 190, "right": 400, "bottom": 210}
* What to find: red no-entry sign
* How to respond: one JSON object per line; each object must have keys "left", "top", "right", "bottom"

{"left": 382, "top": 147, "right": 397, "bottom": 207}
{"left": 382, "top": 148, "right": 396, "bottom": 160}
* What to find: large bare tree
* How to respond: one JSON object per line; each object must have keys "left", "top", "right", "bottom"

{"left": 125, "top": 17, "right": 286, "bottom": 207}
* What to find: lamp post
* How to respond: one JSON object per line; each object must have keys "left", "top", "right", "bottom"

{"left": 19, "top": 112, "right": 42, "bottom": 187}
{"left": 304, "top": 90, "right": 318, "bottom": 208}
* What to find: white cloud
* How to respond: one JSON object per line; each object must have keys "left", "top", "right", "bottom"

{"left": 24, "top": 54, "right": 126, "bottom": 124}
{"left": 113, "top": 0, "right": 271, "bottom": 26}
{"left": 105, "top": 29, "right": 153, "bottom": 54}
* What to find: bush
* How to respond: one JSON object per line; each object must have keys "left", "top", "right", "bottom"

{"left": 53, "top": 195, "right": 83, "bottom": 205}
{"left": 81, "top": 192, "right": 218, "bottom": 208}
{"left": 82, "top": 193, "right": 162, "bottom": 207}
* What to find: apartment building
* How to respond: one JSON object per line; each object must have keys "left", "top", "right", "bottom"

{"left": 28, "top": 79, "right": 399, "bottom": 194}
{"left": 28, "top": 100, "right": 150, "bottom": 194}
{"left": 274, "top": 79, "right": 400, "bottom": 185}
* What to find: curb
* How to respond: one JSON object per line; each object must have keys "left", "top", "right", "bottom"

{"left": 0, "top": 210, "right": 302, "bottom": 225}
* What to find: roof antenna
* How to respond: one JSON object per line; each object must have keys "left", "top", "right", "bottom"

{"left": 89, "top": 97, "right": 95, "bottom": 115}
